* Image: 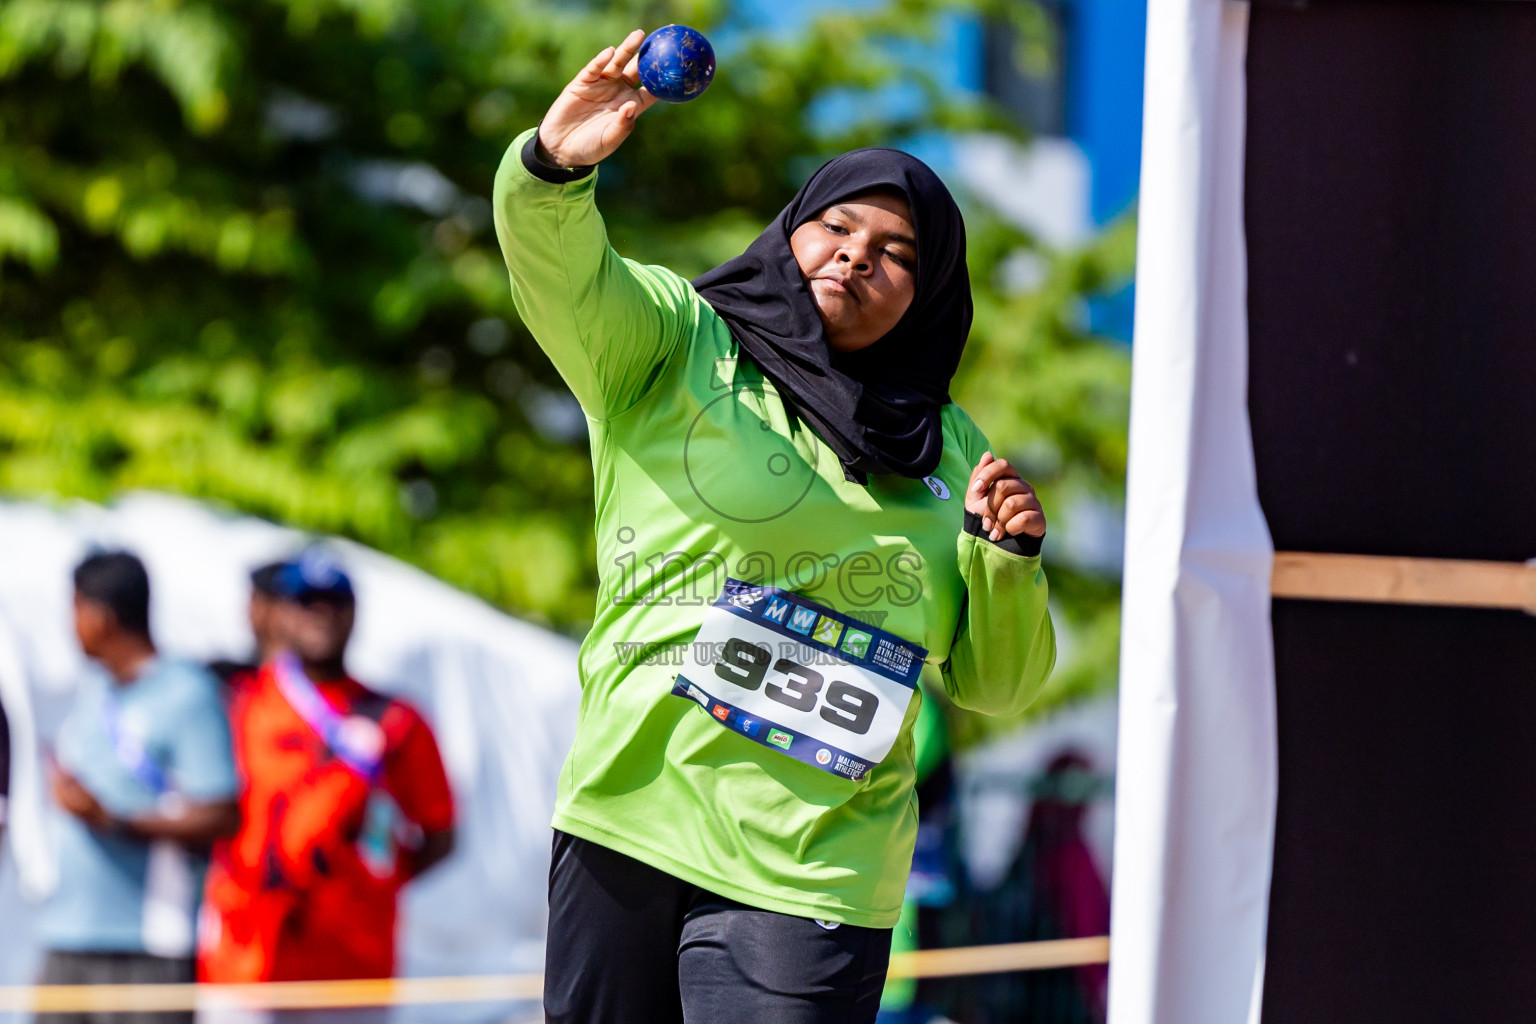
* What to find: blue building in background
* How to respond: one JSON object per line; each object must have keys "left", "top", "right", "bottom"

{"left": 736, "top": 0, "right": 1145, "bottom": 337}
{"left": 1042, "top": 0, "right": 1146, "bottom": 227}
{"left": 978, "top": 0, "right": 1145, "bottom": 338}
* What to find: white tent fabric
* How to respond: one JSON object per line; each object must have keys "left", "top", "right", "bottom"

{"left": 1108, "top": 3, "right": 1278, "bottom": 1024}
{"left": 0, "top": 492, "right": 580, "bottom": 1022}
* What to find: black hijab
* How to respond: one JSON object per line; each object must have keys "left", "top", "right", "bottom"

{"left": 693, "top": 148, "right": 972, "bottom": 485}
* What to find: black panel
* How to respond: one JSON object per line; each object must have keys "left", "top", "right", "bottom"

{"left": 1247, "top": 0, "right": 1536, "bottom": 563}
{"left": 1266, "top": 603, "right": 1536, "bottom": 1022}
{"left": 1247, "top": 1, "right": 1536, "bottom": 1020}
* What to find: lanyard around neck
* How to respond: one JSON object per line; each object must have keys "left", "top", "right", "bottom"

{"left": 273, "top": 653, "right": 385, "bottom": 783}
{"left": 101, "top": 685, "right": 169, "bottom": 796}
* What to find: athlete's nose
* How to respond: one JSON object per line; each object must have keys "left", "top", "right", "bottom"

{"left": 835, "top": 243, "right": 873, "bottom": 275}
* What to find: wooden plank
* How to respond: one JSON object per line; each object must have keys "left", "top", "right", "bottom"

{"left": 1272, "top": 552, "right": 1536, "bottom": 612}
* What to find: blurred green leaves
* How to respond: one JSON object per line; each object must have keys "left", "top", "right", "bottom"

{"left": 0, "top": 0, "right": 1130, "bottom": 732}
{"left": 0, "top": 196, "right": 58, "bottom": 271}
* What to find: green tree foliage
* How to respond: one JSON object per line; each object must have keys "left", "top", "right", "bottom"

{"left": 0, "top": 0, "right": 1130, "bottom": 729}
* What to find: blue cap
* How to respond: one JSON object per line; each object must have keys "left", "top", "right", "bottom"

{"left": 275, "top": 549, "right": 354, "bottom": 601}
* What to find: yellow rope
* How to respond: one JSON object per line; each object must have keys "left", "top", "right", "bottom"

{"left": 891, "top": 935, "right": 1110, "bottom": 979}
{"left": 0, "top": 936, "right": 1111, "bottom": 1012}
{"left": 1, "top": 975, "right": 542, "bottom": 1014}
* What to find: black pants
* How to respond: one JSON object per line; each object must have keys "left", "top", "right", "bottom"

{"left": 544, "top": 830, "right": 893, "bottom": 1024}
{"left": 38, "top": 950, "right": 194, "bottom": 1024}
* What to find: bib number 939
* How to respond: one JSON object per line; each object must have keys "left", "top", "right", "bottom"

{"left": 716, "top": 638, "right": 879, "bottom": 735}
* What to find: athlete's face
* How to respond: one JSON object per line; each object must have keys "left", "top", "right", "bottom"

{"left": 789, "top": 190, "right": 918, "bottom": 354}
{"left": 279, "top": 594, "right": 354, "bottom": 667}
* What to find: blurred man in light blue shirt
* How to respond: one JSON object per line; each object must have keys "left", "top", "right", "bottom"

{"left": 41, "top": 550, "right": 240, "bottom": 1024}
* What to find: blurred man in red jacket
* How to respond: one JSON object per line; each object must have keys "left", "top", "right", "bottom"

{"left": 200, "top": 551, "right": 455, "bottom": 1018}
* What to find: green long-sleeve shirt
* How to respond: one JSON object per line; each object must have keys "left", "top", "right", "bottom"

{"left": 493, "top": 128, "right": 1055, "bottom": 927}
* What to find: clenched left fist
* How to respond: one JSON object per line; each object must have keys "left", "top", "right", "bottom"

{"left": 965, "top": 452, "right": 1046, "bottom": 542}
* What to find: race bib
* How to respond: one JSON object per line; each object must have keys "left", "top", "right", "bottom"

{"left": 671, "top": 579, "right": 927, "bottom": 782}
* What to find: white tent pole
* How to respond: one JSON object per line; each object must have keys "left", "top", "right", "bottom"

{"left": 1108, "top": 3, "right": 1277, "bottom": 1024}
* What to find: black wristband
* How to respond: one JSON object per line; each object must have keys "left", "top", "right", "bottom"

{"left": 521, "top": 129, "right": 595, "bottom": 184}
{"left": 963, "top": 510, "right": 1044, "bottom": 557}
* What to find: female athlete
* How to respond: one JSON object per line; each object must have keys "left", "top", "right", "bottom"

{"left": 493, "top": 29, "right": 1056, "bottom": 1024}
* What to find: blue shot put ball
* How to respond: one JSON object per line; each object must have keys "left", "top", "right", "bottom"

{"left": 638, "top": 25, "right": 716, "bottom": 103}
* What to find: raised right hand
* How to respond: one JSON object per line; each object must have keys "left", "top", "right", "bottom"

{"left": 537, "top": 30, "right": 658, "bottom": 168}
